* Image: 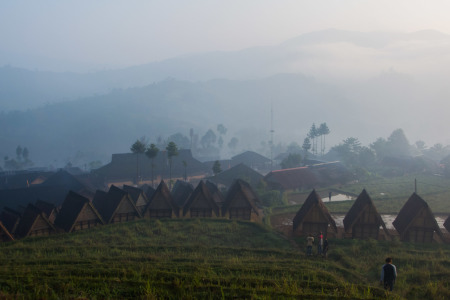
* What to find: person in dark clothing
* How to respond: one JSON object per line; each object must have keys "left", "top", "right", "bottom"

{"left": 322, "top": 238, "right": 328, "bottom": 258}
{"left": 380, "top": 257, "right": 397, "bottom": 291}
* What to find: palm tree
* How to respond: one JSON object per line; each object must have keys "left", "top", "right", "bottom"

{"left": 319, "top": 123, "right": 330, "bottom": 156}
{"left": 145, "top": 143, "right": 159, "bottom": 188}
{"left": 130, "top": 139, "right": 147, "bottom": 184}
{"left": 308, "top": 123, "right": 318, "bottom": 156}
{"left": 166, "top": 141, "right": 179, "bottom": 189}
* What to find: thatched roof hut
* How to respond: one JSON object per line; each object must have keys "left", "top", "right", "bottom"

{"left": 292, "top": 190, "right": 337, "bottom": 237}
{"left": 14, "top": 203, "right": 56, "bottom": 238}
{"left": 343, "top": 189, "right": 390, "bottom": 240}
{"left": 143, "top": 181, "right": 178, "bottom": 219}
{"left": 54, "top": 191, "right": 104, "bottom": 232}
{"left": 393, "top": 193, "right": 444, "bottom": 243}
{"left": 0, "top": 221, "right": 14, "bottom": 242}
{"left": 34, "top": 200, "right": 58, "bottom": 223}
{"left": 444, "top": 216, "right": 450, "bottom": 234}
{"left": 222, "top": 179, "right": 260, "bottom": 221}
{"left": 0, "top": 207, "right": 22, "bottom": 235}
{"left": 205, "top": 181, "right": 225, "bottom": 207}
{"left": 93, "top": 185, "right": 141, "bottom": 224}
{"left": 183, "top": 181, "right": 220, "bottom": 218}
{"left": 171, "top": 180, "right": 194, "bottom": 207}
{"left": 122, "top": 185, "right": 149, "bottom": 214}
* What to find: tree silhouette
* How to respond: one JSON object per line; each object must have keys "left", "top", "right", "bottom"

{"left": 302, "top": 137, "right": 311, "bottom": 159}
{"left": 212, "top": 160, "right": 222, "bottom": 175}
{"left": 145, "top": 143, "right": 159, "bottom": 188}
{"left": 308, "top": 124, "right": 318, "bottom": 156}
{"left": 130, "top": 139, "right": 147, "bottom": 184}
{"left": 166, "top": 141, "right": 179, "bottom": 189}
{"left": 319, "top": 123, "right": 330, "bottom": 156}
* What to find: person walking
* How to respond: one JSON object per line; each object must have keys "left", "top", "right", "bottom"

{"left": 317, "top": 231, "right": 323, "bottom": 256}
{"left": 380, "top": 257, "right": 397, "bottom": 291}
{"left": 322, "top": 238, "right": 328, "bottom": 258}
{"left": 306, "top": 233, "right": 314, "bottom": 256}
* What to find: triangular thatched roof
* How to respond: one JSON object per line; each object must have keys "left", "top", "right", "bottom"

{"left": 292, "top": 190, "right": 337, "bottom": 232}
{"left": 122, "top": 185, "right": 148, "bottom": 209}
{"left": 93, "top": 185, "right": 141, "bottom": 223}
{"left": 205, "top": 180, "right": 225, "bottom": 207}
{"left": 444, "top": 215, "right": 450, "bottom": 233}
{"left": 393, "top": 193, "right": 442, "bottom": 238}
{"left": 0, "top": 207, "right": 22, "bottom": 235}
{"left": 54, "top": 191, "right": 104, "bottom": 232}
{"left": 171, "top": 180, "right": 194, "bottom": 207}
{"left": 14, "top": 203, "right": 56, "bottom": 238}
{"left": 343, "top": 189, "right": 389, "bottom": 234}
{"left": 34, "top": 199, "right": 58, "bottom": 222}
{"left": 183, "top": 181, "right": 220, "bottom": 217}
{"left": 0, "top": 221, "right": 14, "bottom": 242}
{"left": 222, "top": 179, "right": 259, "bottom": 216}
{"left": 144, "top": 181, "right": 178, "bottom": 217}
{"left": 208, "top": 163, "right": 264, "bottom": 188}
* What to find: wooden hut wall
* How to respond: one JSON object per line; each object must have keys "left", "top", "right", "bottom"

{"left": 350, "top": 205, "right": 381, "bottom": 239}
{"left": 188, "top": 195, "right": 214, "bottom": 218}
{"left": 403, "top": 208, "right": 436, "bottom": 243}
{"left": 0, "top": 222, "right": 14, "bottom": 242}
{"left": 22, "top": 215, "right": 54, "bottom": 237}
{"left": 144, "top": 194, "right": 175, "bottom": 219}
{"left": 225, "top": 192, "right": 257, "bottom": 221}
{"left": 111, "top": 198, "right": 141, "bottom": 223}
{"left": 299, "top": 205, "right": 330, "bottom": 236}
{"left": 72, "top": 204, "right": 103, "bottom": 232}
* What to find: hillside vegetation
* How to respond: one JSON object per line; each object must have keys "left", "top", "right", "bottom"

{"left": 1, "top": 218, "right": 450, "bottom": 299}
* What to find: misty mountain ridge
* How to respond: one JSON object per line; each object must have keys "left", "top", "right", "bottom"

{"left": 2, "top": 29, "right": 450, "bottom": 167}
{"left": 2, "top": 29, "right": 450, "bottom": 111}
{"left": 1, "top": 71, "right": 446, "bottom": 168}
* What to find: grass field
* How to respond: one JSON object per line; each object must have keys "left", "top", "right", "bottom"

{"left": 1, "top": 218, "right": 450, "bottom": 299}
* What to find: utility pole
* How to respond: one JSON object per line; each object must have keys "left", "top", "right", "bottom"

{"left": 270, "top": 103, "right": 274, "bottom": 171}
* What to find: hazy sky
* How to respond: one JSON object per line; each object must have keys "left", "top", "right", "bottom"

{"left": 2, "top": 1, "right": 450, "bottom": 71}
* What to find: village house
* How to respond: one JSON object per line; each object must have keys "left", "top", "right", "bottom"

{"left": 171, "top": 180, "right": 194, "bottom": 208}
{"left": 122, "top": 185, "right": 149, "bottom": 214}
{"left": 14, "top": 203, "right": 57, "bottom": 238}
{"left": 343, "top": 189, "right": 390, "bottom": 240}
{"left": 92, "top": 149, "right": 208, "bottom": 186}
{"left": 93, "top": 185, "right": 142, "bottom": 224}
{"left": 292, "top": 190, "right": 338, "bottom": 238}
{"left": 207, "top": 163, "right": 264, "bottom": 189}
{"left": 393, "top": 193, "right": 444, "bottom": 243}
{"left": 222, "top": 179, "right": 261, "bottom": 221}
{"left": 54, "top": 191, "right": 104, "bottom": 233}
{"left": 0, "top": 221, "right": 14, "bottom": 242}
{"left": 183, "top": 181, "right": 220, "bottom": 218}
{"left": 0, "top": 207, "right": 22, "bottom": 236}
{"left": 142, "top": 181, "right": 179, "bottom": 219}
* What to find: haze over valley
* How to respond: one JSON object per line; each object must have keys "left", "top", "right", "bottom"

{"left": 1, "top": 2, "right": 450, "bottom": 168}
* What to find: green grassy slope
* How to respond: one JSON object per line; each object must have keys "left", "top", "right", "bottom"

{"left": 1, "top": 218, "right": 450, "bottom": 299}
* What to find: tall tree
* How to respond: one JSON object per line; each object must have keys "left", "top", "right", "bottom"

{"left": 308, "top": 124, "right": 318, "bottom": 156}
{"left": 217, "top": 124, "right": 227, "bottom": 136}
{"left": 212, "top": 160, "right": 222, "bottom": 175}
{"left": 145, "top": 143, "right": 159, "bottom": 188}
{"left": 319, "top": 123, "right": 330, "bottom": 156}
{"left": 228, "top": 137, "right": 238, "bottom": 150}
{"left": 16, "top": 145, "right": 23, "bottom": 161}
{"left": 130, "top": 139, "right": 147, "bottom": 184}
{"left": 166, "top": 141, "right": 179, "bottom": 189}
{"left": 280, "top": 153, "right": 302, "bottom": 169}
{"left": 302, "top": 137, "right": 311, "bottom": 159}
{"left": 200, "top": 129, "right": 217, "bottom": 148}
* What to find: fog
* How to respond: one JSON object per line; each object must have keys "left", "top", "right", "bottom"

{"left": 1, "top": 1, "right": 450, "bottom": 167}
